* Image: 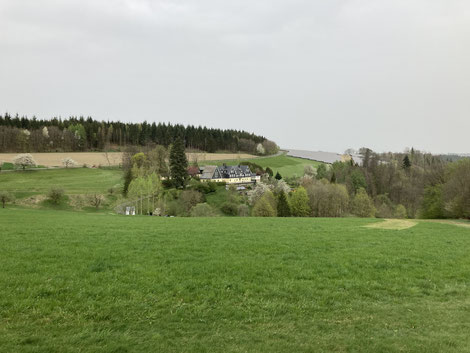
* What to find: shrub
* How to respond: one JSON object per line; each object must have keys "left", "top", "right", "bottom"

{"left": 350, "top": 188, "right": 375, "bottom": 217}
{"left": 88, "top": 194, "right": 105, "bottom": 209}
{"left": 161, "top": 178, "right": 174, "bottom": 189}
{"left": 220, "top": 202, "right": 239, "bottom": 216}
{"left": 180, "top": 190, "right": 204, "bottom": 212}
{"left": 0, "top": 191, "right": 14, "bottom": 208}
{"left": 206, "top": 182, "right": 217, "bottom": 193}
{"left": 166, "top": 199, "right": 186, "bottom": 216}
{"left": 237, "top": 204, "right": 251, "bottom": 217}
{"left": 13, "top": 153, "right": 37, "bottom": 170}
{"left": 48, "top": 188, "right": 65, "bottom": 205}
{"left": 290, "top": 187, "right": 311, "bottom": 217}
{"left": 62, "top": 157, "right": 77, "bottom": 168}
{"left": 190, "top": 180, "right": 211, "bottom": 194}
{"left": 394, "top": 204, "right": 408, "bottom": 219}
{"left": 252, "top": 195, "right": 276, "bottom": 217}
{"left": 190, "top": 203, "right": 217, "bottom": 217}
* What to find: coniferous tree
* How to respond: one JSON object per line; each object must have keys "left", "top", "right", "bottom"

{"left": 275, "top": 171, "right": 282, "bottom": 180}
{"left": 169, "top": 137, "right": 188, "bottom": 188}
{"left": 403, "top": 155, "right": 411, "bottom": 169}
{"left": 277, "top": 191, "right": 291, "bottom": 217}
{"left": 123, "top": 168, "right": 133, "bottom": 196}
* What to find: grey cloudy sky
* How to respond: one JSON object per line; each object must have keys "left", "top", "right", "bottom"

{"left": 1, "top": 0, "right": 469, "bottom": 153}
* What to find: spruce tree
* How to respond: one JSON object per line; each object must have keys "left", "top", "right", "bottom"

{"left": 123, "top": 168, "right": 133, "bottom": 196}
{"left": 403, "top": 155, "right": 411, "bottom": 169}
{"left": 275, "top": 171, "right": 282, "bottom": 180}
{"left": 277, "top": 191, "right": 291, "bottom": 217}
{"left": 169, "top": 137, "right": 188, "bottom": 188}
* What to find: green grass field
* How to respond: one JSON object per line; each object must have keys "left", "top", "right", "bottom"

{"left": 1, "top": 208, "right": 470, "bottom": 352}
{"left": 0, "top": 168, "right": 122, "bottom": 198}
{"left": 210, "top": 154, "right": 322, "bottom": 178}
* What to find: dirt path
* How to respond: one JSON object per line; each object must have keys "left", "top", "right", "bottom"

{"left": 364, "top": 219, "right": 470, "bottom": 231}
{"left": 424, "top": 220, "right": 470, "bottom": 229}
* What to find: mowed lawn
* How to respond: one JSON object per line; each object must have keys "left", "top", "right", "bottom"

{"left": 0, "top": 168, "right": 122, "bottom": 198}
{"left": 1, "top": 209, "right": 470, "bottom": 352}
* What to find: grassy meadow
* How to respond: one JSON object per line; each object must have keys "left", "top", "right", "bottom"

{"left": 1, "top": 208, "right": 470, "bottom": 352}
{"left": 0, "top": 168, "right": 122, "bottom": 199}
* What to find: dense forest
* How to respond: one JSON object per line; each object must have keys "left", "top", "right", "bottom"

{"left": 0, "top": 113, "right": 273, "bottom": 153}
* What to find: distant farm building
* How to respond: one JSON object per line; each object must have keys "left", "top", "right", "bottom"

{"left": 198, "top": 164, "right": 260, "bottom": 184}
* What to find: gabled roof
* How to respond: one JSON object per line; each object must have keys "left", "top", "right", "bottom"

{"left": 200, "top": 164, "right": 255, "bottom": 179}
{"left": 200, "top": 165, "right": 217, "bottom": 179}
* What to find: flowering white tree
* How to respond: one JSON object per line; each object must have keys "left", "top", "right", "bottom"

{"left": 256, "top": 143, "right": 266, "bottom": 155}
{"left": 42, "top": 127, "right": 49, "bottom": 138}
{"left": 304, "top": 165, "right": 316, "bottom": 177}
{"left": 248, "top": 182, "right": 272, "bottom": 205}
{"left": 13, "top": 153, "right": 37, "bottom": 170}
{"left": 62, "top": 157, "right": 77, "bottom": 168}
{"left": 274, "top": 180, "right": 291, "bottom": 194}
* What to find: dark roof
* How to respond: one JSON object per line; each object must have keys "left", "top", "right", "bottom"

{"left": 200, "top": 164, "right": 255, "bottom": 179}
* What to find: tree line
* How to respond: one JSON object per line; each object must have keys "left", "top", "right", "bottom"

{"left": 118, "top": 143, "right": 469, "bottom": 219}
{"left": 0, "top": 113, "right": 272, "bottom": 153}
{"left": 296, "top": 148, "right": 470, "bottom": 219}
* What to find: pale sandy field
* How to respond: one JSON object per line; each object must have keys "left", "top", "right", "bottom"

{"left": 0, "top": 152, "right": 257, "bottom": 167}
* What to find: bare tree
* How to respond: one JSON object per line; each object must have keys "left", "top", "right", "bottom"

{"left": 88, "top": 194, "right": 105, "bottom": 209}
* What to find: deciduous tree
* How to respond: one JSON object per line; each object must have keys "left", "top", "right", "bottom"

{"left": 290, "top": 187, "right": 311, "bottom": 217}
{"left": 350, "top": 188, "right": 376, "bottom": 217}
{"left": 0, "top": 191, "right": 14, "bottom": 208}
{"left": 13, "top": 153, "right": 36, "bottom": 170}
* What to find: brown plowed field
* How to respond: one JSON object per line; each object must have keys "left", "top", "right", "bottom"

{"left": 0, "top": 152, "right": 256, "bottom": 167}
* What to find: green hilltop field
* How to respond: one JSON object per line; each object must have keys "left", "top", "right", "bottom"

{"left": 209, "top": 154, "right": 322, "bottom": 179}
{"left": 1, "top": 208, "right": 470, "bottom": 352}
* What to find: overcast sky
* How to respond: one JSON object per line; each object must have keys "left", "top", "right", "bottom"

{"left": 1, "top": 0, "right": 469, "bottom": 153}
